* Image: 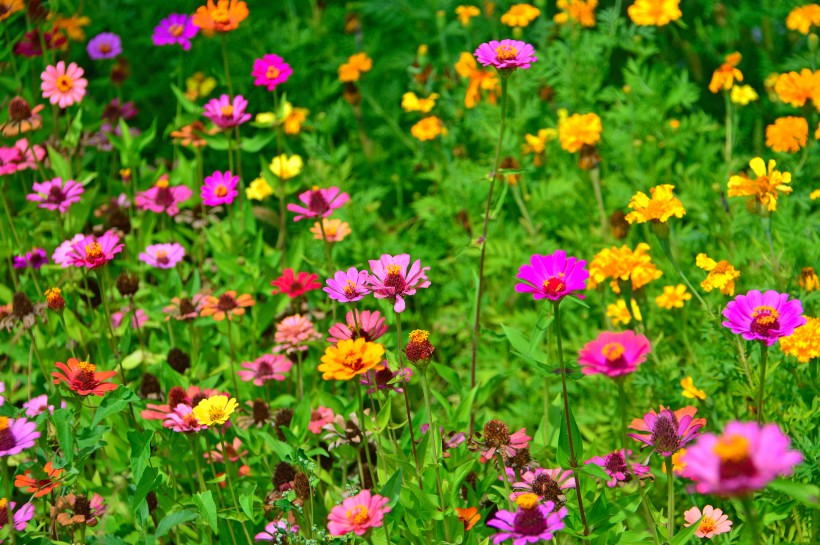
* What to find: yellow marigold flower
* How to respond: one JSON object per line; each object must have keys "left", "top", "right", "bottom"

{"left": 558, "top": 112, "right": 602, "bottom": 153}
{"left": 185, "top": 72, "right": 217, "bottom": 101}
{"left": 501, "top": 3, "right": 541, "bottom": 27}
{"left": 523, "top": 129, "right": 557, "bottom": 155}
{"left": 696, "top": 253, "right": 740, "bottom": 296}
{"left": 246, "top": 176, "right": 273, "bottom": 201}
{"left": 708, "top": 52, "right": 743, "bottom": 93}
{"left": 779, "top": 316, "right": 820, "bottom": 363}
{"left": 338, "top": 52, "right": 372, "bottom": 82}
{"left": 193, "top": 395, "right": 238, "bottom": 426}
{"left": 455, "top": 52, "right": 499, "bottom": 108}
{"left": 607, "top": 298, "right": 642, "bottom": 325}
{"left": 269, "top": 154, "right": 303, "bottom": 180}
{"left": 681, "top": 376, "right": 706, "bottom": 400}
{"left": 730, "top": 85, "right": 758, "bottom": 105}
{"left": 812, "top": 189, "right": 820, "bottom": 200}
{"left": 282, "top": 104, "right": 309, "bottom": 135}
{"left": 786, "top": 4, "right": 820, "bottom": 34}
{"left": 318, "top": 338, "right": 385, "bottom": 381}
{"left": 50, "top": 14, "right": 92, "bottom": 41}
{"left": 773, "top": 69, "right": 820, "bottom": 108}
{"left": 401, "top": 92, "right": 439, "bottom": 113}
{"left": 588, "top": 243, "right": 663, "bottom": 294}
{"left": 554, "top": 0, "right": 597, "bottom": 27}
{"left": 655, "top": 284, "right": 691, "bottom": 309}
{"left": 799, "top": 267, "right": 819, "bottom": 291}
{"left": 255, "top": 112, "right": 275, "bottom": 126}
{"left": 456, "top": 5, "right": 481, "bottom": 25}
{"left": 727, "top": 157, "right": 792, "bottom": 212}
{"left": 411, "top": 116, "right": 446, "bottom": 141}
{"left": 627, "top": 0, "right": 682, "bottom": 26}
{"left": 765, "top": 116, "right": 808, "bottom": 153}
{"left": 310, "top": 218, "right": 351, "bottom": 243}
{"left": 669, "top": 119, "right": 681, "bottom": 129}
{"left": 625, "top": 184, "right": 686, "bottom": 224}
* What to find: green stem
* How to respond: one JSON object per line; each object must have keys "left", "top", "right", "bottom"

{"left": 589, "top": 167, "right": 608, "bottom": 237}
{"left": 219, "top": 34, "right": 234, "bottom": 96}
{"left": 741, "top": 495, "right": 762, "bottom": 545}
{"left": 220, "top": 428, "right": 252, "bottom": 544}
{"left": 226, "top": 319, "right": 241, "bottom": 399}
{"left": 665, "top": 456, "right": 675, "bottom": 540}
{"left": 496, "top": 450, "right": 513, "bottom": 508}
{"left": 96, "top": 270, "right": 127, "bottom": 385}
{"left": 657, "top": 236, "right": 714, "bottom": 318}
{"left": 355, "top": 380, "right": 377, "bottom": 488}
{"left": 724, "top": 91, "right": 733, "bottom": 167}
{"left": 420, "top": 368, "right": 445, "bottom": 508}
{"left": 756, "top": 343, "right": 768, "bottom": 424}
{"left": 2, "top": 457, "right": 17, "bottom": 545}
{"left": 617, "top": 379, "right": 628, "bottom": 454}
{"left": 396, "top": 314, "right": 422, "bottom": 489}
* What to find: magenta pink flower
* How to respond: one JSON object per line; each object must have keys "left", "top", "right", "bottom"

{"left": 488, "top": 500, "right": 567, "bottom": 544}
{"left": 0, "top": 416, "right": 40, "bottom": 457}
{"left": 205, "top": 437, "right": 247, "bottom": 463}
{"left": 163, "top": 404, "right": 207, "bottom": 433}
{"left": 112, "top": 308, "right": 148, "bottom": 330}
{"left": 474, "top": 39, "right": 537, "bottom": 71}
{"left": 139, "top": 243, "right": 185, "bottom": 269}
{"left": 328, "top": 310, "right": 389, "bottom": 344}
{"left": 0, "top": 500, "right": 35, "bottom": 531}
{"left": 309, "top": 406, "right": 335, "bottom": 434}
{"left": 135, "top": 179, "right": 192, "bottom": 216}
{"left": 273, "top": 314, "right": 321, "bottom": 353}
{"left": 152, "top": 14, "right": 199, "bottom": 51}
{"left": 578, "top": 330, "right": 651, "bottom": 377}
{"left": 681, "top": 421, "right": 802, "bottom": 496}
{"left": 628, "top": 406, "right": 706, "bottom": 457}
{"left": 64, "top": 231, "right": 124, "bottom": 269}
{"left": 472, "top": 420, "right": 531, "bottom": 462}
{"left": 516, "top": 250, "right": 589, "bottom": 301}
{"left": 53, "top": 234, "right": 85, "bottom": 267}
{"left": 327, "top": 489, "right": 391, "bottom": 536}
{"left": 506, "top": 467, "right": 576, "bottom": 504}
{"left": 252, "top": 54, "right": 293, "bottom": 91}
{"left": 203, "top": 94, "right": 251, "bottom": 129}
{"left": 0, "top": 138, "right": 46, "bottom": 176}
{"left": 27, "top": 178, "right": 84, "bottom": 213}
{"left": 287, "top": 186, "right": 350, "bottom": 221}
{"left": 324, "top": 267, "right": 371, "bottom": 303}
{"left": 270, "top": 269, "right": 321, "bottom": 298}
{"left": 367, "top": 254, "right": 431, "bottom": 313}
{"left": 238, "top": 354, "right": 292, "bottom": 386}
{"left": 201, "top": 170, "right": 239, "bottom": 206}
{"left": 585, "top": 449, "right": 652, "bottom": 488}
{"left": 722, "top": 290, "right": 806, "bottom": 346}
{"left": 683, "top": 505, "right": 733, "bottom": 538}
{"left": 41, "top": 61, "right": 87, "bottom": 108}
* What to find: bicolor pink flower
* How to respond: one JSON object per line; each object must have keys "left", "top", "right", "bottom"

{"left": 309, "top": 406, "right": 335, "bottom": 434}
{"left": 135, "top": 178, "right": 192, "bottom": 216}
{"left": 201, "top": 170, "right": 239, "bottom": 206}
{"left": 472, "top": 420, "right": 531, "bottom": 462}
{"left": 683, "top": 505, "right": 733, "bottom": 538}
{"left": 324, "top": 268, "right": 371, "bottom": 303}
{"left": 0, "top": 138, "right": 46, "bottom": 176}
{"left": 139, "top": 243, "right": 186, "bottom": 269}
{"left": 474, "top": 39, "right": 537, "bottom": 71}
{"left": 238, "top": 354, "right": 292, "bottom": 386}
{"left": 203, "top": 94, "right": 251, "bottom": 129}
{"left": 506, "top": 467, "right": 576, "bottom": 505}
{"left": 255, "top": 519, "right": 299, "bottom": 542}
{"left": 112, "top": 308, "right": 148, "bottom": 330}
{"left": 87, "top": 32, "right": 122, "bottom": 60}
{"left": 27, "top": 178, "right": 84, "bottom": 213}
{"left": 681, "top": 421, "right": 802, "bottom": 496}
{"left": 722, "top": 290, "right": 806, "bottom": 346}
{"left": 273, "top": 314, "right": 321, "bottom": 353}
{"left": 23, "top": 394, "right": 64, "bottom": 417}
{"left": 629, "top": 406, "right": 706, "bottom": 457}
{"left": 205, "top": 437, "right": 247, "bottom": 463}
{"left": 163, "top": 404, "right": 208, "bottom": 433}
{"left": 64, "top": 231, "right": 124, "bottom": 269}
{"left": 41, "top": 61, "right": 87, "bottom": 108}
{"left": 152, "top": 14, "right": 199, "bottom": 51}
{"left": 287, "top": 186, "right": 350, "bottom": 221}
{"left": 0, "top": 416, "right": 40, "bottom": 457}
{"left": 270, "top": 269, "right": 321, "bottom": 298}
{"left": 488, "top": 499, "right": 567, "bottom": 544}
{"left": 578, "top": 330, "right": 651, "bottom": 377}
{"left": 251, "top": 54, "right": 293, "bottom": 91}
{"left": 327, "top": 310, "right": 388, "bottom": 344}
{"left": 142, "top": 385, "right": 224, "bottom": 420}
{"left": 0, "top": 500, "right": 35, "bottom": 531}
{"left": 516, "top": 250, "right": 589, "bottom": 301}
{"left": 585, "top": 449, "right": 652, "bottom": 488}
{"left": 367, "top": 254, "right": 431, "bottom": 313}
{"left": 327, "top": 489, "right": 391, "bottom": 536}
{"left": 53, "top": 234, "right": 85, "bottom": 267}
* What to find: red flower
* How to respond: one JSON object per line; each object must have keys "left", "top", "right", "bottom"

{"left": 52, "top": 358, "right": 118, "bottom": 396}
{"left": 270, "top": 269, "right": 321, "bottom": 298}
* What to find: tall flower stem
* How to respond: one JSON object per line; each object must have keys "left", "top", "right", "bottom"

{"left": 617, "top": 379, "right": 629, "bottom": 454}
{"left": 296, "top": 351, "right": 304, "bottom": 401}
{"left": 589, "top": 166, "right": 608, "bottom": 237}
{"left": 226, "top": 319, "right": 241, "bottom": 398}
{"left": 470, "top": 76, "right": 509, "bottom": 434}
{"left": 665, "top": 457, "right": 675, "bottom": 540}
{"left": 420, "top": 368, "right": 445, "bottom": 508}
{"left": 741, "top": 496, "right": 762, "bottom": 545}
{"left": 219, "top": 34, "right": 234, "bottom": 96}
{"left": 3, "top": 456, "right": 17, "bottom": 545}
{"left": 553, "top": 302, "right": 589, "bottom": 536}
{"left": 723, "top": 91, "right": 733, "bottom": 167}
{"left": 27, "top": 330, "right": 50, "bottom": 393}
{"left": 496, "top": 451, "right": 513, "bottom": 509}
{"left": 756, "top": 343, "right": 769, "bottom": 424}
{"left": 355, "top": 380, "right": 377, "bottom": 487}
{"left": 396, "top": 313, "right": 423, "bottom": 489}
{"left": 188, "top": 436, "right": 215, "bottom": 545}
{"left": 220, "top": 428, "right": 252, "bottom": 545}
{"left": 96, "top": 270, "right": 126, "bottom": 384}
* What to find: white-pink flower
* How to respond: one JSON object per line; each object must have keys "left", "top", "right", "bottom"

{"left": 139, "top": 243, "right": 185, "bottom": 269}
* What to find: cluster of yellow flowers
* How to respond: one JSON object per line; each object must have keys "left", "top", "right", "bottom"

{"left": 695, "top": 253, "right": 740, "bottom": 296}
{"left": 625, "top": 184, "right": 686, "bottom": 225}
{"left": 588, "top": 243, "right": 663, "bottom": 294}
{"left": 786, "top": 4, "right": 820, "bottom": 34}
{"left": 246, "top": 154, "right": 303, "bottom": 201}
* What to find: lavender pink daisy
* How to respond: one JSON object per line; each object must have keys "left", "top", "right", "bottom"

{"left": 203, "top": 94, "right": 252, "bottom": 129}
{"left": 238, "top": 354, "right": 292, "bottom": 386}
{"left": 139, "top": 243, "right": 186, "bottom": 269}
{"left": 628, "top": 406, "right": 706, "bottom": 457}
{"left": 135, "top": 178, "right": 192, "bottom": 216}
{"left": 585, "top": 449, "right": 652, "bottom": 487}
{"left": 474, "top": 39, "right": 537, "bottom": 71}
{"left": 488, "top": 494, "right": 567, "bottom": 544}
{"left": 324, "top": 267, "right": 371, "bottom": 303}
{"left": 152, "top": 14, "right": 199, "bottom": 51}
{"left": 202, "top": 171, "right": 239, "bottom": 206}
{"left": 87, "top": 32, "right": 122, "bottom": 60}
{"left": 327, "top": 309, "right": 388, "bottom": 344}
{"left": 0, "top": 500, "right": 35, "bottom": 531}
{"left": 515, "top": 250, "right": 589, "bottom": 301}
{"left": 163, "top": 405, "right": 208, "bottom": 433}
{"left": 367, "top": 254, "right": 431, "bottom": 313}
{"left": 13, "top": 248, "right": 48, "bottom": 270}
{"left": 27, "top": 178, "right": 84, "bottom": 213}
{"left": 578, "top": 330, "right": 651, "bottom": 377}
{"left": 722, "top": 290, "right": 806, "bottom": 346}
{"left": 53, "top": 234, "right": 85, "bottom": 267}
{"left": 506, "top": 467, "right": 576, "bottom": 506}
{"left": 0, "top": 416, "right": 40, "bottom": 457}
{"left": 273, "top": 314, "right": 321, "bottom": 353}
{"left": 287, "top": 186, "right": 350, "bottom": 221}
{"left": 251, "top": 54, "right": 293, "bottom": 91}
{"left": 0, "top": 138, "right": 46, "bottom": 175}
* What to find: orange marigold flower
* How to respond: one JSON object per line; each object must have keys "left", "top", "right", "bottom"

{"left": 52, "top": 358, "right": 118, "bottom": 396}
{"left": 411, "top": 116, "right": 446, "bottom": 141}
{"left": 786, "top": 4, "right": 820, "bottom": 34}
{"left": 779, "top": 316, "right": 820, "bottom": 363}
{"left": 799, "top": 267, "right": 819, "bottom": 291}
{"left": 318, "top": 338, "right": 385, "bottom": 381}
{"left": 655, "top": 284, "right": 692, "bottom": 309}
{"left": 283, "top": 105, "right": 309, "bottom": 135}
{"left": 401, "top": 92, "right": 439, "bottom": 113}
{"left": 455, "top": 52, "right": 500, "bottom": 108}
{"left": 501, "top": 3, "right": 541, "bottom": 27}
{"left": 310, "top": 218, "right": 351, "bottom": 243}
{"left": 558, "top": 112, "right": 602, "bottom": 153}
{"left": 170, "top": 121, "right": 217, "bottom": 148}
{"left": 455, "top": 5, "right": 481, "bottom": 25}
{"left": 192, "top": 0, "right": 249, "bottom": 34}
{"left": 727, "top": 157, "right": 792, "bottom": 212}
{"left": 0, "top": 0, "right": 23, "bottom": 21}
{"left": 456, "top": 507, "right": 481, "bottom": 531}
{"left": 773, "top": 69, "right": 820, "bottom": 108}
{"left": 554, "top": 0, "right": 597, "bottom": 27}
{"left": 588, "top": 243, "right": 662, "bottom": 294}
{"left": 627, "top": 0, "right": 681, "bottom": 26}
{"left": 338, "top": 52, "right": 372, "bottom": 83}
{"left": 695, "top": 253, "right": 740, "bottom": 296}
{"left": 765, "top": 116, "right": 808, "bottom": 153}
{"left": 708, "top": 52, "right": 743, "bottom": 93}
{"left": 625, "top": 184, "right": 686, "bottom": 224}
{"left": 14, "top": 461, "right": 64, "bottom": 497}
{"left": 50, "top": 14, "right": 91, "bottom": 42}
{"left": 200, "top": 291, "right": 255, "bottom": 321}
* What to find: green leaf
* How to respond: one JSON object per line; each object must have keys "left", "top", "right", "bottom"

{"left": 92, "top": 387, "right": 138, "bottom": 426}
{"left": 670, "top": 513, "right": 702, "bottom": 545}
{"left": 130, "top": 467, "right": 160, "bottom": 511}
{"left": 155, "top": 509, "right": 198, "bottom": 538}
{"left": 577, "top": 462, "right": 610, "bottom": 482}
{"left": 53, "top": 407, "right": 75, "bottom": 463}
{"left": 170, "top": 84, "right": 202, "bottom": 114}
{"left": 128, "top": 430, "right": 154, "bottom": 483}
{"left": 47, "top": 145, "right": 72, "bottom": 180}
{"left": 193, "top": 490, "right": 218, "bottom": 533}
{"left": 64, "top": 109, "right": 83, "bottom": 148}
{"left": 238, "top": 482, "right": 257, "bottom": 522}
{"left": 380, "top": 468, "right": 403, "bottom": 506}
{"left": 557, "top": 405, "right": 583, "bottom": 468}
{"left": 239, "top": 131, "right": 275, "bottom": 153}
{"left": 768, "top": 479, "right": 820, "bottom": 509}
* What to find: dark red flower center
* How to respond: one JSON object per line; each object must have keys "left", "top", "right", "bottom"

{"left": 308, "top": 189, "right": 329, "bottom": 216}
{"left": 167, "top": 386, "right": 190, "bottom": 409}
{"left": 217, "top": 294, "right": 237, "bottom": 312}
{"left": 74, "top": 363, "right": 100, "bottom": 392}
{"left": 178, "top": 298, "right": 195, "bottom": 316}
{"left": 512, "top": 506, "right": 547, "bottom": 536}
{"left": 531, "top": 474, "right": 563, "bottom": 504}
{"left": 714, "top": 434, "right": 757, "bottom": 481}
{"left": 483, "top": 419, "right": 511, "bottom": 447}
{"left": 650, "top": 413, "right": 680, "bottom": 454}
{"left": 0, "top": 501, "right": 9, "bottom": 526}
{"left": 155, "top": 186, "right": 174, "bottom": 207}
{"left": 73, "top": 495, "right": 91, "bottom": 517}
{"left": 257, "top": 359, "right": 274, "bottom": 376}
{"left": 47, "top": 184, "right": 66, "bottom": 204}
{"left": 750, "top": 306, "right": 780, "bottom": 336}
{"left": 605, "top": 452, "right": 629, "bottom": 479}
{"left": 542, "top": 276, "right": 567, "bottom": 297}
{"left": 383, "top": 265, "right": 406, "bottom": 293}
{"left": 252, "top": 400, "right": 270, "bottom": 424}
{"left": 0, "top": 425, "right": 16, "bottom": 453}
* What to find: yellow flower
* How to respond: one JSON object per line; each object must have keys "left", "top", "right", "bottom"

{"left": 501, "top": 3, "right": 541, "bottom": 27}
{"left": 50, "top": 14, "right": 92, "bottom": 41}
{"left": 318, "top": 338, "right": 385, "bottom": 381}
{"left": 669, "top": 119, "right": 681, "bottom": 130}
{"left": 269, "top": 154, "right": 303, "bottom": 180}
{"left": 730, "top": 85, "right": 758, "bottom": 105}
{"left": 588, "top": 243, "right": 663, "bottom": 294}
{"left": 255, "top": 112, "right": 275, "bottom": 126}
{"left": 455, "top": 52, "right": 500, "bottom": 108}
{"left": 627, "top": 0, "right": 681, "bottom": 26}
{"left": 311, "top": 218, "right": 351, "bottom": 243}
{"left": 558, "top": 112, "right": 602, "bottom": 153}
{"left": 766, "top": 116, "right": 808, "bottom": 153}
{"left": 655, "top": 284, "right": 691, "bottom": 309}
{"left": 523, "top": 129, "right": 557, "bottom": 155}
{"left": 455, "top": 5, "right": 481, "bottom": 25}
{"left": 411, "top": 116, "right": 446, "bottom": 141}
{"left": 338, "top": 52, "right": 372, "bottom": 82}
{"left": 681, "top": 376, "right": 706, "bottom": 400}
{"left": 774, "top": 69, "right": 820, "bottom": 108}
{"left": 185, "top": 72, "right": 217, "bottom": 101}
{"left": 727, "top": 157, "right": 792, "bottom": 212}
{"left": 779, "top": 316, "right": 820, "bottom": 363}
{"left": 708, "top": 52, "right": 743, "bottom": 93}
{"left": 786, "top": 4, "right": 820, "bottom": 34}
{"left": 811, "top": 189, "right": 820, "bottom": 200}
{"left": 625, "top": 184, "right": 686, "bottom": 224}
{"left": 554, "top": 0, "right": 597, "bottom": 27}
{"left": 799, "top": 267, "right": 819, "bottom": 291}
{"left": 193, "top": 395, "right": 238, "bottom": 426}
{"left": 695, "top": 253, "right": 740, "bottom": 296}
{"left": 246, "top": 176, "right": 274, "bottom": 201}
{"left": 283, "top": 105, "right": 309, "bottom": 135}
{"left": 607, "top": 299, "right": 642, "bottom": 325}
{"left": 401, "top": 92, "right": 439, "bottom": 113}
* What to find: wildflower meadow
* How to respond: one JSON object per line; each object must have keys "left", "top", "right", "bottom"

{"left": 2, "top": 0, "right": 820, "bottom": 544}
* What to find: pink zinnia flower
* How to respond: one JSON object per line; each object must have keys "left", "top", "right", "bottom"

{"left": 27, "top": 178, "right": 84, "bottom": 213}
{"left": 506, "top": 467, "right": 576, "bottom": 504}
{"left": 585, "top": 449, "right": 653, "bottom": 488}
{"left": 142, "top": 385, "right": 224, "bottom": 420}
{"left": 683, "top": 505, "right": 733, "bottom": 538}
{"left": 273, "top": 314, "right": 321, "bottom": 353}
{"left": 238, "top": 354, "right": 292, "bottom": 386}
{"left": 578, "top": 330, "right": 651, "bottom": 377}
{"left": 327, "top": 310, "right": 388, "bottom": 344}
{"left": 255, "top": 519, "right": 299, "bottom": 541}
{"left": 628, "top": 406, "right": 706, "bottom": 457}
{"left": 474, "top": 39, "right": 537, "bottom": 71}
{"left": 0, "top": 138, "right": 46, "bottom": 175}
{"left": 135, "top": 178, "right": 192, "bottom": 216}
{"left": 251, "top": 54, "right": 293, "bottom": 91}
{"left": 205, "top": 437, "right": 247, "bottom": 463}
{"left": 53, "top": 234, "right": 85, "bottom": 267}
{"left": 203, "top": 94, "right": 251, "bottom": 129}
{"left": 87, "top": 32, "right": 122, "bottom": 60}
{"left": 309, "top": 406, "right": 335, "bottom": 434}
{"left": 0, "top": 500, "right": 35, "bottom": 531}
{"left": 270, "top": 269, "right": 321, "bottom": 298}
{"left": 139, "top": 243, "right": 186, "bottom": 269}
{"left": 367, "top": 254, "right": 431, "bottom": 313}
{"left": 360, "top": 362, "right": 412, "bottom": 394}
{"left": 0, "top": 416, "right": 40, "bottom": 457}
{"left": 112, "top": 308, "right": 148, "bottom": 330}
{"left": 201, "top": 170, "right": 239, "bottom": 206}
{"left": 23, "top": 394, "right": 64, "bottom": 417}
{"left": 41, "top": 61, "right": 87, "bottom": 108}
{"left": 65, "top": 231, "right": 124, "bottom": 269}
{"left": 681, "top": 421, "right": 802, "bottom": 496}
{"left": 488, "top": 498, "right": 567, "bottom": 544}
{"left": 324, "top": 267, "right": 371, "bottom": 303}
{"left": 473, "top": 419, "right": 531, "bottom": 462}
{"left": 516, "top": 250, "right": 589, "bottom": 301}
{"left": 163, "top": 404, "right": 208, "bottom": 433}
{"left": 163, "top": 295, "right": 204, "bottom": 321}
{"left": 722, "top": 290, "right": 806, "bottom": 346}
{"left": 327, "top": 489, "right": 391, "bottom": 536}
{"left": 287, "top": 186, "right": 350, "bottom": 221}
{"left": 152, "top": 14, "right": 199, "bottom": 51}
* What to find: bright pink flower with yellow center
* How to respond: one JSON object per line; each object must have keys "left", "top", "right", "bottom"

{"left": 251, "top": 54, "right": 293, "bottom": 91}
{"left": 203, "top": 94, "right": 251, "bottom": 129}
{"left": 135, "top": 177, "right": 192, "bottom": 216}
{"left": 201, "top": 170, "right": 239, "bottom": 206}
{"left": 474, "top": 39, "right": 537, "bottom": 71}
{"left": 367, "top": 254, "right": 431, "bottom": 313}
{"left": 139, "top": 242, "right": 185, "bottom": 269}
{"left": 578, "top": 330, "right": 651, "bottom": 377}
{"left": 327, "top": 489, "right": 391, "bottom": 536}
{"left": 515, "top": 250, "right": 589, "bottom": 301}
{"left": 325, "top": 267, "right": 371, "bottom": 303}
{"left": 41, "top": 61, "right": 87, "bottom": 109}
{"left": 65, "top": 231, "right": 124, "bottom": 269}
{"left": 722, "top": 290, "right": 805, "bottom": 346}
{"left": 628, "top": 406, "right": 706, "bottom": 457}
{"left": 287, "top": 186, "right": 350, "bottom": 222}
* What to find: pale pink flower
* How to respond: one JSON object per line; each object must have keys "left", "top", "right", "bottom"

{"left": 41, "top": 61, "right": 87, "bottom": 108}
{"left": 273, "top": 314, "right": 321, "bottom": 353}
{"left": 683, "top": 505, "right": 732, "bottom": 538}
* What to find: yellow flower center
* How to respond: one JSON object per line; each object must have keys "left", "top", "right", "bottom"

{"left": 0, "top": 417, "right": 8, "bottom": 431}
{"left": 156, "top": 179, "right": 169, "bottom": 188}
{"left": 602, "top": 342, "right": 625, "bottom": 361}
{"left": 211, "top": 8, "right": 230, "bottom": 23}
{"left": 713, "top": 434, "right": 750, "bottom": 462}
{"left": 751, "top": 305, "right": 779, "bottom": 325}
{"left": 409, "top": 329, "right": 429, "bottom": 343}
{"left": 85, "top": 242, "right": 103, "bottom": 259}
{"left": 386, "top": 264, "right": 402, "bottom": 275}
{"left": 57, "top": 75, "right": 74, "bottom": 93}
{"left": 266, "top": 66, "right": 280, "bottom": 80}
{"left": 698, "top": 516, "right": 717, "bottom": 535}
{"left": 214, "top": 184, "right": 228, "bottom": 197}
{"left": 542, "top": 275, "right": 567, "bottom": 295}
{"left": 221, "top": 105, "right": 234, "bottom": 116}
{"left": 325, "top": 224, "right": 338, "bottom": 236}
{"left": 169, "top": 24, "right": 184, "bottom": 37}
{"left": 347, "top": 505, "right": 370, "bottom": 525}
{"left": 515, "top": 493, "right": 540, "bottom": 510}
{"left": 78, "top": 361, "right": 96, "bottom": 372}
{"left": 495, "top": 45, "right": 518, "bottom": 61}
{"left": 156, "top": 250, "right": 169, "bottom": 262}
{"left": 208, "top": 407, "right": 226, "bottom": 422}
{"left": 343, "top": 280, "right": 357, "bottom": 297}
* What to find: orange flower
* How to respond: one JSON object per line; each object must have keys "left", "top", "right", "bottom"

{"left": 774, "top": 69, "right": 820, "bottom": 108}
{"left": 411, "top": 116, "right": 446, "bottom": 141}
{"left": 338, "top": 52, "right": 372, "bottom": 82}
{"left": 0, "top": 0, "right": 23, "bottom": 22}
{"left": 200, "top": 291, "right": 255, "bottom": 321}
{"left": 52, "top": 358, "right": 118, "bottom": 396}
{"left": 501, "top": 3, "right": 541, "bottom": 27}
{"left": 456, "top": 507, "right": 481, "bottom": 531}
{"left": 766, "top": 116, "right": 808, "bottom": 153}
{"left": 786, "top": 4, "right": 820, "bottom": 34}
{"left": 588, "top": 243, "right": 662, "bottom": 293}
{"left": 708, "top": 52, "right": 743, "bottom": 93}
{"left": 14, "top": 461, "right": 64, "bottom": 497}
{"left": 455, "top": 5, "right": 481, "bottom": 25}
{"left": 455, "top": 52, "right": 499, "bottom": 108}
{"left": 558, "top": 111, "right": 602, "bottom": 153}
{"left": 627, "top": 0, "right": 682, "bottom": 26}
{"left": 192, "top": 0, "right": 249, "bottom": 34}
{"left": 170, "top": 121, "right": 217, "bottom": 148}
{"left": 310, "top": 218, "right": 351, "bottom": 242}
{"left": 318, "top": 338, "right": 385, "bottom": 381}
{"left": 554, "top": 0, "right": 598, "bottom": 27}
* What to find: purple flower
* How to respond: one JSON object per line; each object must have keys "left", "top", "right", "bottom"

{"left": 112, "top": 308, "right": 148, "bottom": 330}
{"left": 27, "top": 178, "right": 84, "bottom": 213}
{"left": 324, "top": 267, "right": 371, "bottom": 303}
{"left": 585, "top": 449, "right": 652, "bottom": 488}
{"left": 152, "top": 14, "right": 199, "bottom": 51}
{"left": 203, "top": 94, "right": 252, "bottom": 129}
{"left": 0, "top": 381, "right": 4, "bottom": 405}
{"left": 505, "top": 467, "right": 576, "bottom": 504}
{"left": 628, "top": 406, "right": 705, "bottom": 457}
{"left": 287, "top": 186, "right": 350, "bottom": 222}
{"left": 139, "top": 243, "right": 186, "bottom": 269}
{"left": 474, "top": 39, "right": 537, "bottom": 71}
{"left": 360, "top": 362, "right": 412, "bottom": 394}
{"left": 722, "top": 289, "right": 806, "bottom": 346}
{"left": 12, "top": 255, "right": 27, "bottom": 269}
{"left": 488, "top": 499, "right": 567, "bottom": 544}
{"left": 238, "top": 354, "right": 292, "bottom": 386}
{"left": 0, "top": 501, "right": 35, "bottom": 531}
{"left": 15, "top": 248, "right": 49, "bottom": 270}
{"left": 136, "top": 179, "right": 192, "bottom": 216}
{"left": 367, "top": 254, "right": 431, "bottom": 313}
{"left": 163, "top": 404, "right": 208, "bottom": 433}
{"left": 201, "top": 171, "right": 239, "bottom": 206}
{"left": 515, "top": 250, "right": 589, "bottom": 301}
{"left": 0, "top": 416, "right": 40, "bottom": 457}
{"left": 327, "top": 310, "right": 388, "bottom": 344}
{"left": 251, "top": 54, "right": 293, "bottom": 91}
{"left": 87, "top": 32, "right": 122, "bottom": 60}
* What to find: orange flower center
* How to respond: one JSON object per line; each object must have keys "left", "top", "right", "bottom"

{"left": 751, "top": 305, "right": 780, "bottom": 335}
{"left": 343, "top": 353, "right": 364, "bottom": 371}
{"left": 99, "top": 43, "right": 111, "bottom": 53}
{"left": 56, "top": 75, "right": 74, "bottom": 93}
{"left": 713, "top": 434, "right": 749, "bottom": 462}
{"left": 85, "top": 242, "right": 103, "bottom": 260}
{"left": 386, "top": 264, "right": 401, "bottom": 275}
{"left": 211, "top": 8, "right": 231, "bottom": 23}
{"left": 542, "top": 275, "right": 566, "bottom": 296}
{"left": 221, "top": 105, "right": 234, "bottom": 117}
{"left": 266, "top": 66, "right": 280, "bottom": 80}
{"left": 515, "top": 493, "right": 539, "bottom": 510}
{"left": 409, "top": 329, "right": 429, "bottom": 343}
{"left": 495, "top": 45, "right": 518, "bottom": 61}
{"left": 156, "top": 179, "right": 169, "bottom": 188}
{"left": 155, "top": 250, "right": 169, "bottom": 264}
{"left": 698, "top": 516, "right": 717, "bottom": 535}
{"left": 343, "top": 280, "right": 357, "bottom": 297}
{"left": 347, "top": 505, "right": 369, "bottom": 525}
{"left": 0, "top": 417, "right": 8, "bottom": 431}
{"left": 214, "top": 184, "right": 228, "bottom": 197}
{"left": 169, "top": 24, "right": 184, "bottom": 37}
{"left": 602, "top": 342, "right": 624, "bottom": 361}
